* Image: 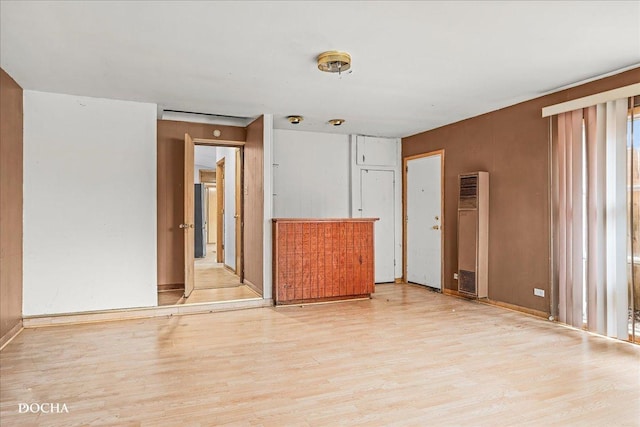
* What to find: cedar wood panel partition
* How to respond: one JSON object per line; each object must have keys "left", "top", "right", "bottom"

{"left": 272, "top": 218, "right": 377, "bottom": 305}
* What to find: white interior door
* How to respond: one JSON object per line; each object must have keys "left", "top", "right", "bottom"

{"left": 361, "top": 169, "right": 395, "bottom": 283}
{"left": 406, "top": 154, "right": 442, "bottom": 289}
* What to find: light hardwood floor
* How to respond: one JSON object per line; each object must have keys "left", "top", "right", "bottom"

{"left": 1, "top": 284, "right": 639, "bottom": 426}
{"left": 158, "top": 245, "right": 259, "bottom": 306}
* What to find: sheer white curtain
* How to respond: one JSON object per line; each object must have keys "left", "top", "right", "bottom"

{"left": 552, "top": 98, "right": 628, "bottom": 338}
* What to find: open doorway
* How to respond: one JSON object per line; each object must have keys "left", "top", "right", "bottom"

{"left": 158, "top": 134, "right": 260, "bottom": 306}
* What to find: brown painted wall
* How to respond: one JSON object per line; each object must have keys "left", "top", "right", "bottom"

{"left": 403, "top": 68, "right": 640, "bottom": 314}
{"left": 243, "top": 116, "right": 264, "bottom": 293}
{"left": 157, "top": 120, "right": 246, "bottom": 287}
{"left": 0, "top": 68, "right": 23, "bottom": 339}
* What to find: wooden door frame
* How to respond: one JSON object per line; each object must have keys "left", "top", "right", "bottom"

{"left": 191, "top": 138, "right": 245, "bottom": 280}
{"left": 402, "top": 149, "right": 445, "bottom": 287}
{"left": 216, "top": 158, "right": 225, "bottom": 264}
{"left": 235, "top": 149, "right": 244, "bottom": 281}
{"left": 205, "top": 183, "right": 216, "bottom": 245}
{"left": 199, "top": 169, "right": 216, "bottom": 185}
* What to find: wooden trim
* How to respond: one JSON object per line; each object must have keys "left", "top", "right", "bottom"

{"left": 0, "top": 320, "right": 23, "bottom": 351}
{"left": 394, "top": 278, "right": 404, "bottom": 284}
{"left": 272, "top": 218, "right": 379, "bottom": 223}
{"left": 542, "top": 82, "right": 640, "bottom": 117}
{"left": 199, "top": 169, "right": 216, "bottom": 184}
{"left": 223, "top": 264, "right": 236, "bottom": 274}
{"left": 402, "top": 149, "right": 445, "bottom": 286}
{"left": 23, "top": 299, "right": 273, "bottom": 328}
{"left": 443, "top": 288, "right": 471, "bottom": 298}
{"left": 216, "top": 158, "right": 225, "bottom": 263}
{"left": 443, "top": 288, "right": 548, "bottom": 319}
{"left": 275, "top": 295, "right": 371, "bottom": 306}
{"left": 158, "top": 283, "right": 184, "bottom": 292}
{"left": 207, "top": 185, "right": 217, "bottom": 244}
{"left": 243, "top": 278, "right": 262, "bottom": 296}
{"left": 235, "top": 148, "right": 243, "bottom": 281}
{"left": 193, "top": 137, "right": 245, "bottom": 147}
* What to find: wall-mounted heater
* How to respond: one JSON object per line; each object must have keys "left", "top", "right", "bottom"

{"left": 457, "top": 172, "right": 489, "bottom": 298}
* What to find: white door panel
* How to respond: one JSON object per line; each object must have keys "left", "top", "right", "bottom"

{"left": 406, "top": 154, "right": 442, "bottom": 289}
{"left": 356, "top": 136, "right": 398, "bottom": 166}
{"left": 361, "top": 169, "right": 395, "bottom": 283}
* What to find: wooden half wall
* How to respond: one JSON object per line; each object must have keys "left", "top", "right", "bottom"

{"left": 0, "top": 68, "right": 24, "bottom": 342}
{"left": 402, "top": 67, "right": 640, "bottom": 314}
{"left": 157, "top": 120, "right": 246, "bottom": 287}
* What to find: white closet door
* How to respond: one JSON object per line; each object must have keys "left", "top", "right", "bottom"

{"left": 361, "top": 169, "right": 395, "bottom": 283}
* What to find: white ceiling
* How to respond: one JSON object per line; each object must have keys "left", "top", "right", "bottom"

{"left": 1, "top": 1, "right": 639, "bottom": 138}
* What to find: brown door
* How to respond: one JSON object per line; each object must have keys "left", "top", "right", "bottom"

{"left": 216, "top": 158, "right": 225, "bottom": 264}
{"left": 183, "top": 133, "right": 195, "bottom": 298}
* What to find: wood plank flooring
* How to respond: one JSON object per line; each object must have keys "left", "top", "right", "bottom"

{"left": 183, "top": 286, "right": 261, "bottom": 304}
{"left": 158, "top": 245, "right": 257, "bottom": 306}
{"left": 194, "top": 244, "right": 241, "bottom": 290}
{"left": 195, "top": 264, "right": 243, "bottom": 290}
{"left": 1, "top": 284, "right": 639, "bottom": 426}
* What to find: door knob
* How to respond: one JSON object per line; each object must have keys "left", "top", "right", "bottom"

{"left": 432, "top": 225, "right": 440, "bottom": 230}
{"left": 179, "top": 223, "right": 194, "bottom": 229}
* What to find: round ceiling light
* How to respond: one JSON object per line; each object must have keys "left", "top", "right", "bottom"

{"left": 317, "top": 51, "right": 351, "bottom": 73}
{"left": 287, "top": 115, "right": 304, "bottom": 124}
{"left": 328, "top": 119, "right": 345, "bottom": 126}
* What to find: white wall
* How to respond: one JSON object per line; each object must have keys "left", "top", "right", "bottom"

{"left": 23, "top": 91, "right": 157, "bottom": 315}
{"left": 272, "top": 130, "right": 401, "bottom": 281}
{"left": 273, "top": 129, "right": 350, "bottom": 218}
{"left": 194, "top": 145, "right": 217, "bottom": 183}
{"left": 216, "top": 147, "right": 237, "bottom": 270}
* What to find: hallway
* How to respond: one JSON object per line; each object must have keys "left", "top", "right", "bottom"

{"left": 158, "top": 244, "right": 260, "bottom": 306}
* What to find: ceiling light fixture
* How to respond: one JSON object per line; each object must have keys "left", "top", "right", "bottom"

{"left": 328, "top": 119, "right": 345, "bottom": 126}
{"left": 287, "top": 115, "right": 304, "bottom": 124}
{"left": 317, "top": 51, "right": 351, "bottom": 74}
